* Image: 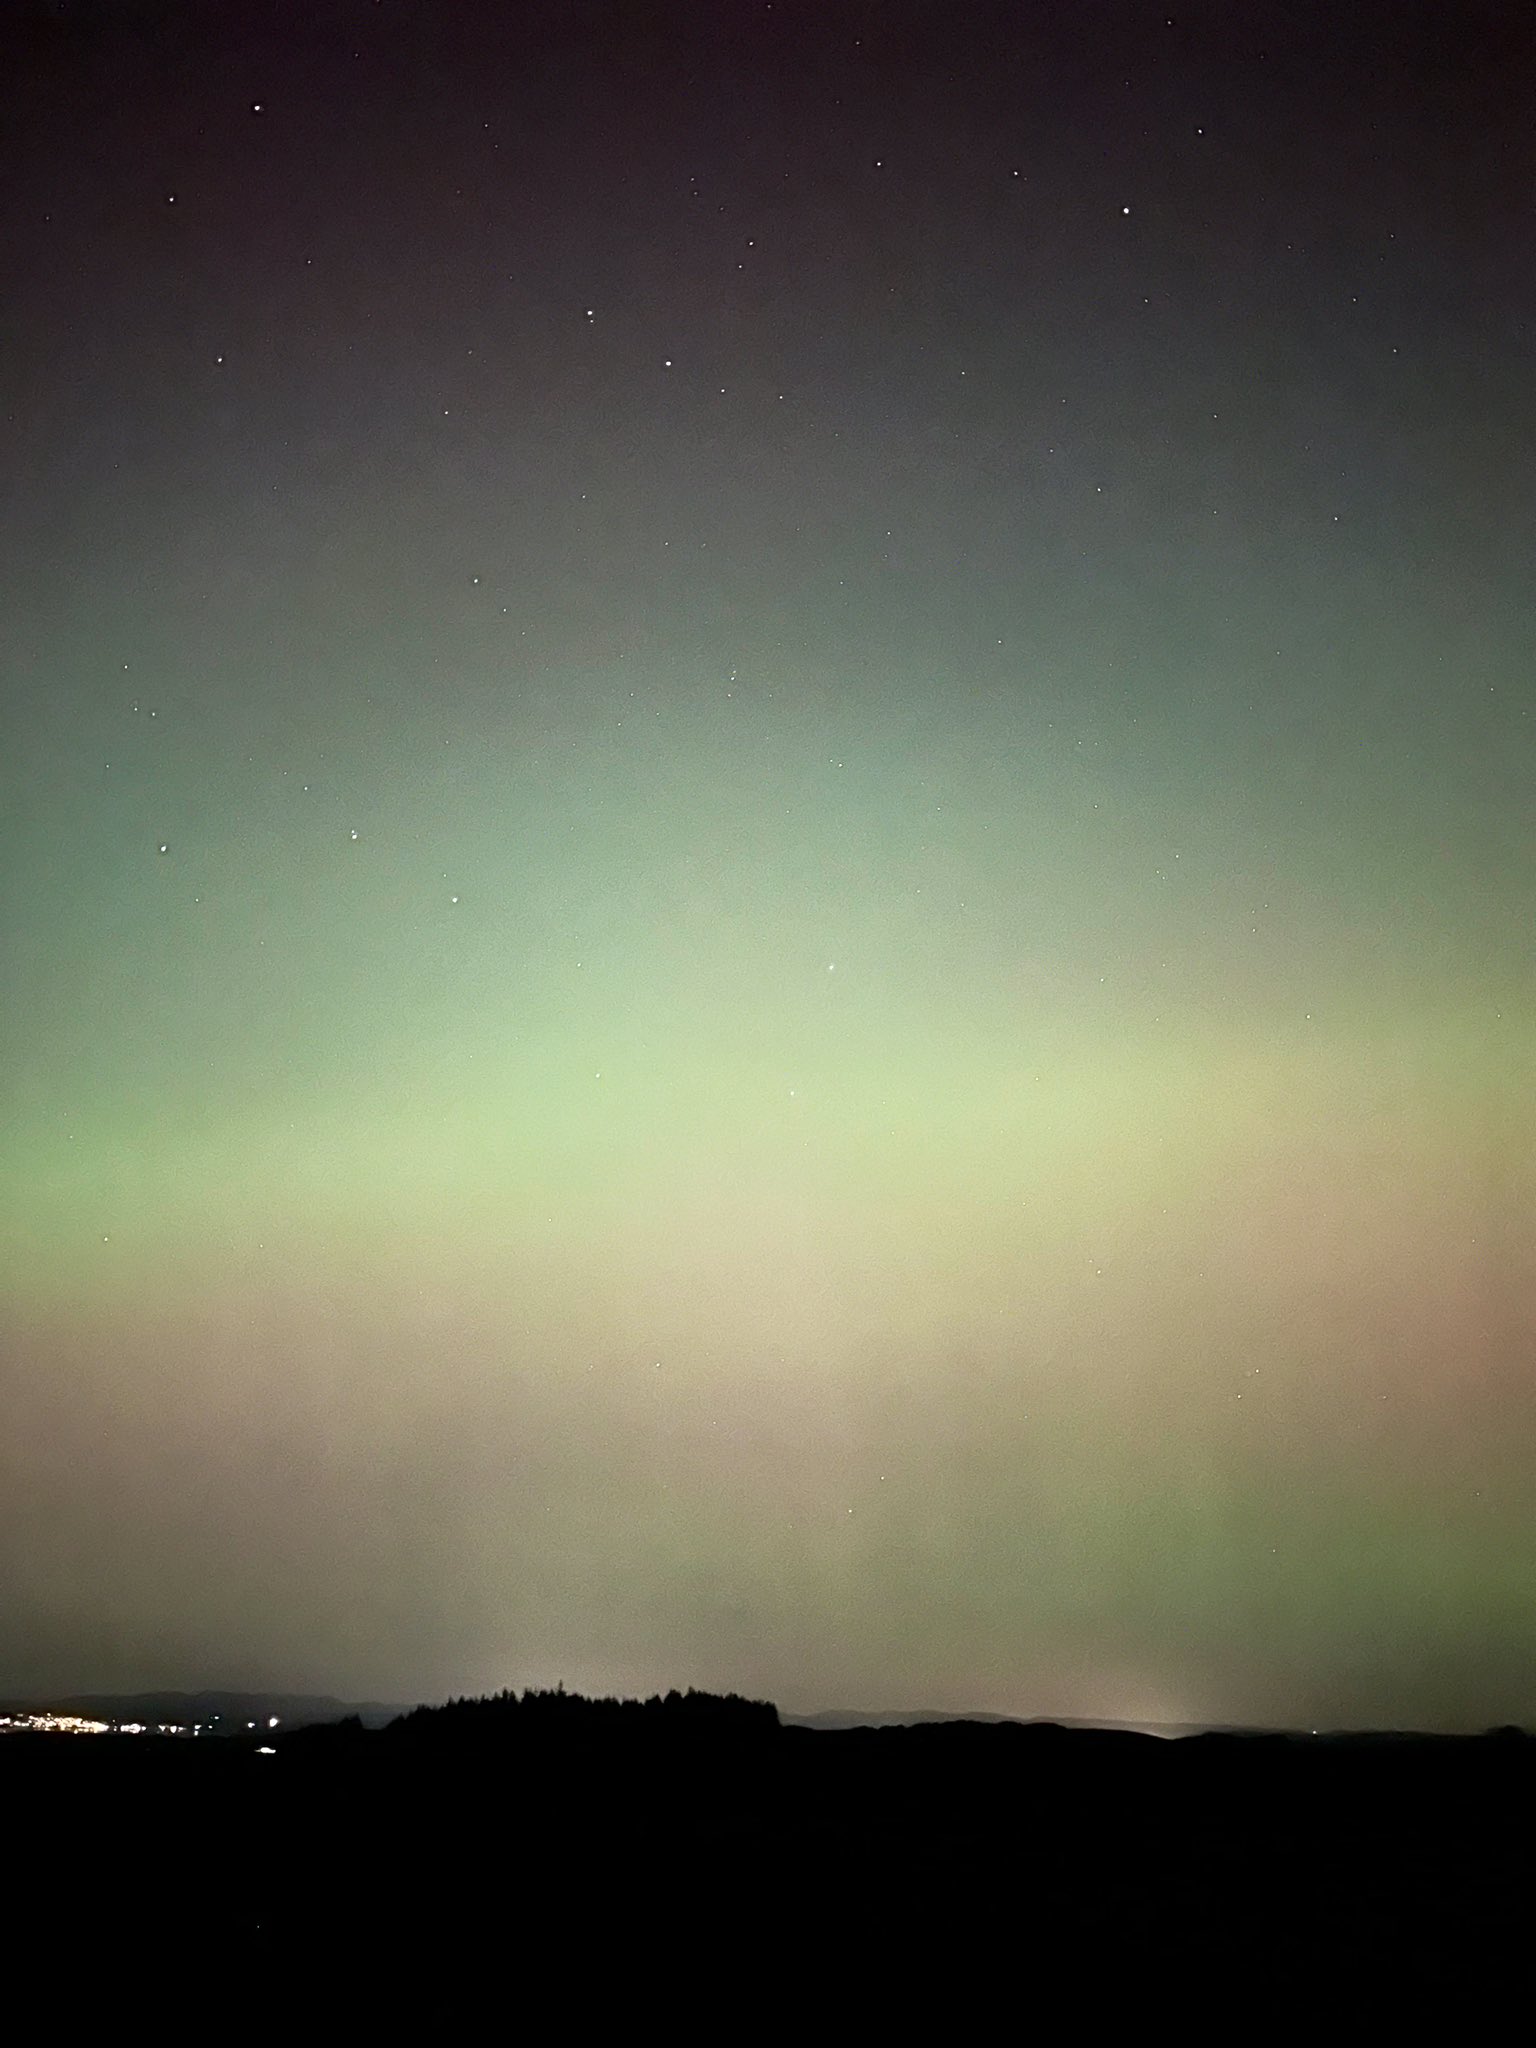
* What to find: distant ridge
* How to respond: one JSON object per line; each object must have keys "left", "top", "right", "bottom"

{"left": 784, "top": 1709, "right": 1285, "bottom": 1737}
{"left": 8, "top": 1690, "right": 1524, "bottom": 1742}
{"left": 784, "top": 1709, "right": 1533, "bottom": 1740}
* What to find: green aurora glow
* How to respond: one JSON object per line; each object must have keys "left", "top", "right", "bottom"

{"left": 2, "top": 1, "right": 1532, "bottom": 1729}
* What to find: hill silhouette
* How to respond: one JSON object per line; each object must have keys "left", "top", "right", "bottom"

{"left": 6, "top": 1682, "right": 1532, "bottom": 2012}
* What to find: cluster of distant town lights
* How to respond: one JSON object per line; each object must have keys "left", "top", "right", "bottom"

{"left": 0, "top": 1711, "right": 280, "bottom": 1752}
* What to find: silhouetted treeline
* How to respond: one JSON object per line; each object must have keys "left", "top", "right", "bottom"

{"left": 380, "top": 1682, "right": 780, "bottom": 1745}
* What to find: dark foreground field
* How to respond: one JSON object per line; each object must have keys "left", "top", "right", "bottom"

{"left": 8, "top": 1716, "right": 1532, "bottom": 2015}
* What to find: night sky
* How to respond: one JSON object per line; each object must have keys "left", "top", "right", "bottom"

{"left": 3, "top": 0, "right": 1532, "bottom": 1731}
